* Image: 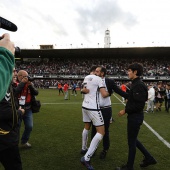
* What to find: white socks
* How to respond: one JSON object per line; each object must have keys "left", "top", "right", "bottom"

{"left": 84, "top": 132, "right": 103, "bottom": 161}
{"left": 82, "top": 128, "right": 89, "bottom": 150}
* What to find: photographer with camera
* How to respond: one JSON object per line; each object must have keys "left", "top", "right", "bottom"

{"left": 15, "top": 70, "right": 38, "bottom": 148}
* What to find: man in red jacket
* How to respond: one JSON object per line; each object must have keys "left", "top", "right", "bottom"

{"left": 16, "top": 70, "right": 39, "bottom": 148}
{"left": 63, "top": 82, "right": 69, "bottom": 100}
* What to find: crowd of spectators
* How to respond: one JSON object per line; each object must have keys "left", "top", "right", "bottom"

{"left": 16, "top": 57, "right": 170, "bottom": 77}
{"left": 15, "top": 57, "right": 170, "bottom": 89}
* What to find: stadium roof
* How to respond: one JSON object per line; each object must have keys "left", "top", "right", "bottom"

{"left": 19, "top": 47, "right": 170, "bottom": 59}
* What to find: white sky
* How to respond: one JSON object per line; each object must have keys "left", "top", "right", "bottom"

{"left": 1, "top": 0, "right": 170, "bottom": 49}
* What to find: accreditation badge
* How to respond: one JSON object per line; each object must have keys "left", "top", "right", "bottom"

{"left": 19, "top": 96, "right": 26, "bottom": 105}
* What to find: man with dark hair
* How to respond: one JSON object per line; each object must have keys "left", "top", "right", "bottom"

{"left": 116, "top": 63, "right": 157, "bottom": 170}
{"left": 91, "top": 66, "right": 127, "bottom": 159}
{"left": 80, "top": 66, "right": 109, "bottom": 170}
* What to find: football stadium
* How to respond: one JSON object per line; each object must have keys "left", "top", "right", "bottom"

{"left": 1, "top": 46, "right": 169, "bottom": 170}
{"left": 1, "top": 1, "right": 170, "bottom": 169}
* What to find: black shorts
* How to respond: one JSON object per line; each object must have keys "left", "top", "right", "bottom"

{"left": 155, "top": 97, "right": 164, "bottom": 103}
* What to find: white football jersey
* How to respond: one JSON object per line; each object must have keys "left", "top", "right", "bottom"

{"left": 82, "top": 74, "right": 105, "bottom": 110}
{"left": 99, "top": 78, "right": 111, "bottom": 107}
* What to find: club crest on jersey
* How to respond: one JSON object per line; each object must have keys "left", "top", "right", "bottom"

{"left": 88, "top": 77, "right": 93, "bottom": 81}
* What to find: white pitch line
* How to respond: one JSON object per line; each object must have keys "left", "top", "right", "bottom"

{"left": 42, "top": 102, "right": 122, "bottom": 105}
{"left": 113, "top": 93, "right": 170, "bottom": 149}
{"left": 42, "top": 102, "right": 80, "bottom": 105}
{"left": 143, "top": 121, "right": 170, "bottom": 148}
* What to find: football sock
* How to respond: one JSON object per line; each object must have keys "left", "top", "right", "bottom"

{"left": 82, "top": 128, "right": 89, "bottom": 150}
{"left": 84, "top": 132, "right": 103, "bottom": 161}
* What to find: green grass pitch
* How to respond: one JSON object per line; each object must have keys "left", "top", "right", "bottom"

{"left": 1, "top": 88, "right": 170, "bottom": 170}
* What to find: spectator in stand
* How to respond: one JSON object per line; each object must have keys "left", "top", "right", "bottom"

{"left": 63, "top": 82, "right": 69, "bottom": 100}
{"left": 15, "top": 58, "right": 170, "bottom": 78}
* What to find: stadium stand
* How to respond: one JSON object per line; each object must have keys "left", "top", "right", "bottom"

{"left": 15, "top": 47, "right": 170, "bottom": 88}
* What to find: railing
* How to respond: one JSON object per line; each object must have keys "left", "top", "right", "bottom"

{"left": 29, "top": 74, "right": 170, "bottom": 80}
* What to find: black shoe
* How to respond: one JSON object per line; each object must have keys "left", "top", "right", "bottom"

{"left": 80, "top": 148, "right": 88, "bottom": 155}
{"left": 140, "top": 157, "right": 157, "bottom": 167}
{"left": 99, "top": 150, "right": 107, "bottom": 159}
{"left": 80, "top": 157, "right": 94, "bottom": 170}
{"left": 115, "top": 164, "right": 134, "bottom": 170}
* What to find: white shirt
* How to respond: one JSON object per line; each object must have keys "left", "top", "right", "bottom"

{"left": 148, "top": 87, "right": 155, "bottom": 101}
{"left": 99, "top": 78, "right": 111, "bottom": 107}
{"left": 82, "top": 74, "right": 105, "bottom": 110}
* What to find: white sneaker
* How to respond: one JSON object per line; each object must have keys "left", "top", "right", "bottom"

{"left": 21, "top": 142, "right": 32, "bottom": 148}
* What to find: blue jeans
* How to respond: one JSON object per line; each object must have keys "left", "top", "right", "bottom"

{"left": 20, "top": 109, "right": 33, "bottom": 144}
{"left": 127, "top": 113, "right": 152, "bottom": 169}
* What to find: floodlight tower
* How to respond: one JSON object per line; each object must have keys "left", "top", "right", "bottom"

{"left": 104, "top": 29, "right": 111, "bottom": 48}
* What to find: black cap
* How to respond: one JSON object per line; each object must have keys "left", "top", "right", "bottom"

{"left": 0, "top": 16, "right": 17, "bottom": 32}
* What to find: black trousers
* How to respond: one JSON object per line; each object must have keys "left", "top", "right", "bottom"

{"left": 127, "top": 113, "right": 152, "bottom": 169}
{"left": 165, "top": 98, "right": 170, "bottom": 112}
{"left": 168, "top": 99, "right": 170, "bottom": 112}
{"left": 91, "top": 107, "right": 112, "bottom": 150}
{"left": 0, "top": 145, "right": 22, "bottom": 170}
{"left": 165, "top": 98, "right": 168, "bottom": 111}
{"left": 58, "top": 88, "right": 63, "bottom": 94}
